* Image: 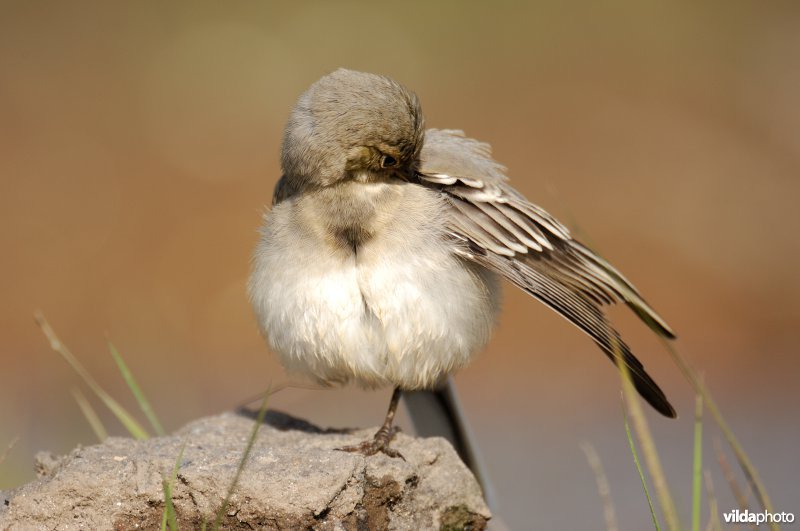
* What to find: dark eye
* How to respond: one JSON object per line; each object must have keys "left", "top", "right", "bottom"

{"left": 380, "top": 154, "right": 397, "bottom": 168}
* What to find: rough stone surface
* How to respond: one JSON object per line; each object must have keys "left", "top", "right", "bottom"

{"left": 0, "top": 411, "right": 490, "bottom": 530}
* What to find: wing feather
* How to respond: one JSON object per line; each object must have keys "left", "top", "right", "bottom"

{"left": 494, "top": 202, "right": 554, "bottom": 251}
{"left": 475, "top": 251, "right": 676, "bottom": 418}
{"left": 449, "top": 205, "right": 516, "bottom": 257}
{"left": 472, "top": 201, "right": 543, "bottom": 252}
{"left": 450, "top": 200, "right": 529, "bottom": 255}
{"left": 417, "top": 128, "right": 677, "bottom": 417}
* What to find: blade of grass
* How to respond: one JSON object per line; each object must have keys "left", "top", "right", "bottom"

{"left": 714, "top": 438, "right": 750, "bottom": 512}
{"left": 161, "top": 504, "right": 168, "bottom": 531}
{"left": 72, "top": 387, "right": 109, "bottom": 442}
{"left": 615, "top": 339, "right": 681, "bottom": 531}
{"left": 703, "top": 470, "right": 721, "bottom": 531}
{"left": 34, "top": 312, "right": 150, "bottom": 440}
{"left": 714, "top": 439, "right": 757, "bottom": 531}
{"left": 161, "top": 439, "right": 187, "bottom": 531}
{"left": 161, "top": 478, "right": 178, "bottom": 531}
{"left": 234, "top": 381, "right": 324, "bottom": 411}
{"left": 568, "top": 213, "right": 771, "bottom": 529}
{"left": 108, "top": 339, "right": 165, "bottom": 436}
{"left": 692, "top": 392, "right": 703, "bottom": 531}
{"left": 161, "top": 482, "right": 178, "bottom": 530}
{"left": 0, "top": 436, "right": 19, "bottom": 467}
{"left": 659, "top": 338, "right": 775, "bottom": 529}
{"left": 623, "top": 399, "right": 661, "bottom": 531}
{"left": 205, "top": 392, "right": 270, "bottom": 531}
{"left": 581, "top": 441, "right": 620, "bottom": 531}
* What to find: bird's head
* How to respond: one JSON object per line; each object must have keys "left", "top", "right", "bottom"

{"left": 280, "top": 69, "right": 424, "bottom": 189}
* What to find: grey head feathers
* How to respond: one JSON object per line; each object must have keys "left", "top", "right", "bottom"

{"left": 280, "top": 69, "right": 424, "bottom": 195}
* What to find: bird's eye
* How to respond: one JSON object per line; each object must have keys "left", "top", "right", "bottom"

{"left": 380, "top": 155, "right": 397, "bottom": 168}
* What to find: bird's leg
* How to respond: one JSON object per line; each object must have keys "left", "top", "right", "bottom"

{"left": 336, "top": 387, "right": 404, "bottom": 459}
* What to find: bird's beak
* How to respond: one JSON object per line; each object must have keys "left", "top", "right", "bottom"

{"left": 395, "top": 167, "right": 415, "bottom": 183}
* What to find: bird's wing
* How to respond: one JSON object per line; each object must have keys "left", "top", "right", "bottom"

{"left": 416, "top": 128, "right": 677, "bottom": 418}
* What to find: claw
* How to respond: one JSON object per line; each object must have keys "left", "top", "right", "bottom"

{"left": 336, "top": 426, "right": 405, "bottom": 460}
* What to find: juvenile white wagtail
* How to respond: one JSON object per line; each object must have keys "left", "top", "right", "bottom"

{"left": 249, "top": 69, "right": 676, "bottom": 459}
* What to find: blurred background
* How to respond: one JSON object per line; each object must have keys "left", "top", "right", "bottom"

{"left": 1, "top": 1, "right": 798, "bottom": 528}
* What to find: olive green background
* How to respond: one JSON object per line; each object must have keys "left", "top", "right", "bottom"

{"left": 2, "top": 2, "right": 798, "bottom": 528}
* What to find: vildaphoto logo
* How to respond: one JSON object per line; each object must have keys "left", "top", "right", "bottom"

{"left": 723, "top": 509, "right": 795, "bottom": 525}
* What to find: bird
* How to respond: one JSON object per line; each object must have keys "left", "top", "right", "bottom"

{"left": 248, "top": 68, "right": 676, "bottom": 459}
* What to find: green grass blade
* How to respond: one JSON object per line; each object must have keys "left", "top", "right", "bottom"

{"left": 108, "top": 339, "right": 165, "bottom": 436}
{"left": 162, "top": 438, "right": 187, "bottom": 531}
{"left": 692, "top": 392, "right": 703, "bottom": 531}
{"left": 623, "top": 402, "right": 661, "bottom": 531}
{"left": 614, "top": 337, "right": 680, "bottom": 531}
{"left": 161, "top": 479, "right": 174, "bottom": 531}
{"left": 659, "top": 338, "right": 775, "bottom": 530}
{"left": 35, "top": 312, "right": 150, "bottom": 440}
{"left": 162, "top": 478, "right": 178, "bottom": 531}
{"left": 209, "top": 392, "right": 270, "bottom": 531}
{"left": 72, "top": 387, "right": 109, "bottom": 442}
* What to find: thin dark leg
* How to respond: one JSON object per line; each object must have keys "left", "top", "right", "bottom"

{"left": 336, "top": 387, "right": 405, "bottom": 459}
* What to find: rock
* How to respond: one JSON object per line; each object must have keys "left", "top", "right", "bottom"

{"left": 0, "top": 411, "right": 490, "bottom": 530}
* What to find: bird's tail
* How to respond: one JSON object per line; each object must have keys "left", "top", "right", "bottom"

{"left": 404, "top": 379, "right": 510, "bottom": 530}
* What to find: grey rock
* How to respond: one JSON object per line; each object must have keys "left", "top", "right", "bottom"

{"left": 0, "top": 411, "right": 490, "bottom": 530}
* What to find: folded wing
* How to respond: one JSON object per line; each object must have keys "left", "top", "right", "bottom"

{"left": 417, "top": 129, "right": 677, "bottom": 418}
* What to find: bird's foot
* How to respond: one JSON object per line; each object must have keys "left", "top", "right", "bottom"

{"left": 336, "top": 425, "right": 405, "bottom": 460}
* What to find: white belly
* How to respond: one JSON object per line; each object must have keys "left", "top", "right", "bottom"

{"left": 248, "top": 186, "right": 499, "bottom": 390}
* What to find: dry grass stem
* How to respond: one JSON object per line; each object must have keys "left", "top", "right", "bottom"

{"left": 616, "top": 343, "right": 681, "bottom": 531}
{"left": 581, "top": 442, "right": 620, "bottom": 531}
{"left": 703, "top": 471, "right": 722, "bottom": 531}
{"left": 34, "top": 312, "right": 150, "bottom": 440}
{"left": 72, "top": 387, "right": 109, "bottom": 442}
{"left": 0, "top": 436, "right": 20, "bottom": 467}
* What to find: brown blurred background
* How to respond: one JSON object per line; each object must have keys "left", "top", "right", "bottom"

{"left": 1, "top": 1, "right": 798, "bottom": 528}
